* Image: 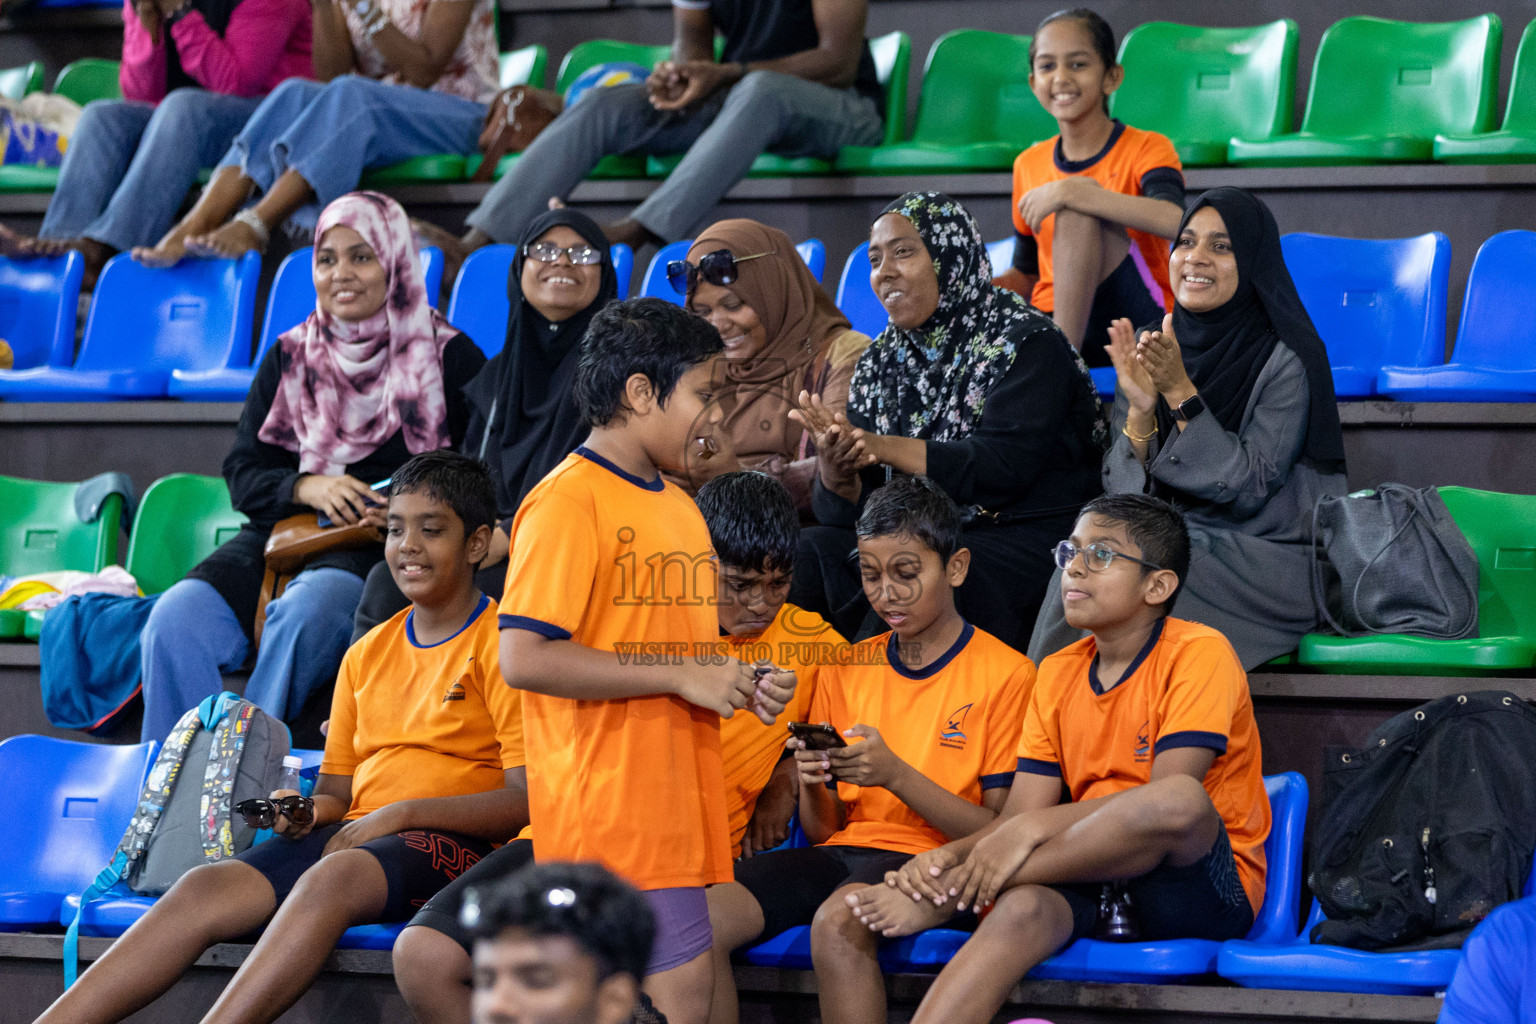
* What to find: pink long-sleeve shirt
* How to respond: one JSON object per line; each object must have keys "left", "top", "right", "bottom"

{"left": 119, "top": 0, "right": 313, "bottom": 102}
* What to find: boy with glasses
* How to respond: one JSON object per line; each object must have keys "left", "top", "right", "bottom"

{"left": 844, "top": 493, "right": 1270, "bottom": 1024}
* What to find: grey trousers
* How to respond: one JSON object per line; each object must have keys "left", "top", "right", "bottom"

{"left": 465, "top": 70, "right": 883, "bottom": 243}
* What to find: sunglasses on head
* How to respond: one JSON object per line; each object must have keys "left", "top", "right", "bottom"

{"left": 666, "top": 248, "right": 774, "bottom": 295}
{"left": 235, "top": 795, "right": 315, "bottom": 830}
{"left": 524, "top": 240, "right": 603, "bottom": 265}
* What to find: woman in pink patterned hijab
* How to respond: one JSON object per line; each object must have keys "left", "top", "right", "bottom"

{"left": 259, "top": 190, "right": 455, "bottom": 476}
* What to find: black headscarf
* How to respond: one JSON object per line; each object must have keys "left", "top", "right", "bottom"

{"left": 461, "top": 208, "right": 617, "bottom": 518}
{"left": 166, "top": 0, "right": 244, "bottom": 91}
{"left": 1153, "top": 186, "right": 1345, "bottom": 474}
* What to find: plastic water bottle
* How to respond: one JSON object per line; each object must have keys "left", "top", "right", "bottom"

{"left": 276, "top": 754, "right": 304, "bottom": 796}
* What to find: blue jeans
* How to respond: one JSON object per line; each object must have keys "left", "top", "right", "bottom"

{"left": 220, "top": 75, "right": 486, "bottom": 210}
{"left": 138, "top": 569, "right": 364, "bottom": 743}
{"left": 40, "top": 89, "right": 261, "bottom": 252}
{"left": 467, "top": 70, "right": 883, "bottom": 243}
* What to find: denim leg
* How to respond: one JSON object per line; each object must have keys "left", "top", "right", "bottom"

{"left": 631, "top": 71, "right": 884, "bottom": 241}
{"left": 39, "top": 100, "right": 155, "bottom": 240}
{"left": 139, "top": 578, "right": 249, "bottom": 743}
{"left": 243, "top": 566, "right": 364, "bottom": 723}
{"left": 76, "top": 90, "right": 264, "bottom": 253}
{"left": 221, "top": 78, "right": 329, "bottom": 188}
{"left": 465, "top": 82, "right": 716, "bottom": 243}
{"left": 266, "top": 76, "right": 485, "bottom": 207}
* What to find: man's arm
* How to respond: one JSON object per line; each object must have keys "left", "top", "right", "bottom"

{"left": 670, "top": 3, "right": 714, "bottom": 62}
{"left": 323, "top": 768, "right": 531, "bottom": 854}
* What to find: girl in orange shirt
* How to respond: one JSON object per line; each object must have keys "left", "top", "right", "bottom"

{"left": 995, "top": 9, "right": 1185, "bottom": 365}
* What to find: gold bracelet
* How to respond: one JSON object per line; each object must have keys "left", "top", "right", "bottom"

{"left": 1121, "top": 422, "right": 1157, "bottom": 443}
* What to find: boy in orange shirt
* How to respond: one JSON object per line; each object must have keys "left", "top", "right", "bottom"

{"left": 497, "top": 298, "right": 797, "bottom": 1024}
{"left": 34, "top": 450, "right": 529, "bottom": 1024}
{"left": 706, "top": 476, "right": 1035, "bottom": 1024}
{"left": 849, "top": 494, "right": 1269, "bottom": 1024}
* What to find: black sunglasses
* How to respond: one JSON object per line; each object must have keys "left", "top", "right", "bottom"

{"left": 235, "top": 795, "right": 315, "bottom": 830}
{"left": 666, "top": 248, "right": 774, "bottom": 295}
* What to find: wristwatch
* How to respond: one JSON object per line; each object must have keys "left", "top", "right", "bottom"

{"left": 1171, "top": 393, "right": 1206, "bottom": 422}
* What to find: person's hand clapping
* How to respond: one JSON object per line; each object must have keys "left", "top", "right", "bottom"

{"left": 293, "top": 474, "right": 386, "bottom": 528}
{"left": 826, "top": 724, "right": 907, "bottom": 789}
{"left": 790, "top": 390, "right": 876, "bottom": 483}
{"left": 1135, "top": 313, "right": 1197, "bottom": 404}
{"left": 1105, "top": 318, "right": 1158, "bottom": 415}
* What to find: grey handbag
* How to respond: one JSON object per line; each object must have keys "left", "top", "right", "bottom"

{"left": 1309, "top": 484, "right": 1479, "bottom": 639}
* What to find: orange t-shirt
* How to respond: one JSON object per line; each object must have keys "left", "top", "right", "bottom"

{"left": 1011, "top": 121, "right": 1183, "bottom": 315}
{"left": 810, "top": 623, "right": 1035, "bottom": 856}
{"left": 1017, "top": 616, "right": 1270, "bottom": 914}
{"left": 321, "top": 594, "right": 524, "bottom": 825}
{"left": 498, "top": 447, "right": 732, "bottom": 891}
{"left": 719, "top": 602, "right": 839, "bottom": 857}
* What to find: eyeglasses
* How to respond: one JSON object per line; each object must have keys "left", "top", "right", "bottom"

{"left": 1052, "top": 540, "right": 1164, "bottom": 574}
{"left": 235, "top": 795, "right": 315, "bottom": 830}
{"left": 666, "top": 248, "right": 774, "bottom": 295}
{"left": 524, "top": 240, "right": 603, "bottom": 265}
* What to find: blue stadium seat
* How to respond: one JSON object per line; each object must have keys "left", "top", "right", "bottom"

{"left": 0, "top": 252, "right": 260, "bottom": 401}
{"left": 1281, "top": 232, "right": 1450, "bottom": 399}
{"left": 1377, "top": 230, "right": 1536, "bottom": 401}
{"left": 740, "top": 773, "right": 1308, "bottom": 979}
{"left": 0, "top": 736, "right": 156, "bottom": 931}
{"left": 0, "top": 251, "right": 83, "bottom": 369}
{"left": 986, "top": 236, "right": 1015, "bottom": 274}
{"left": 1216, "top": 854, "right": 1535, "bottom": 995}
{"left": 642, "top": 239, "right": 827, "bottom": 305}
{"left": 834, "top": 242, "right": 886, "bottom": 338}
{"left": 170, "top": 247, "right": 447, "bottom": 401}
{"left": 445, "top": 243, "right": 634, "bottom": 360}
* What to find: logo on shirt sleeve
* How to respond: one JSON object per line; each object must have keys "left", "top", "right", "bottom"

{"left": 940, "top": 704, "right": 973, "bottom": 750}
{"left": 1134, "top": 720, "right": 1151, "bottom": 762}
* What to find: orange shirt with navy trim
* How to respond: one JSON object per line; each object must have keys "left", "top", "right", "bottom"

{"left": 719, "top": 601, "right": 839, "bottom": 857}
{"left": 1017, "top": 616, "right": 1270, "bottom": 914}
{"left": 809, "top": 623, "right": 1035, "bottom": 855}
{"left": 321, "top": 594, "right": 524, "bottom": 826}
{"left": 1011, "top": 121, "right": 1183, "bottom": 315}
{"left": 498, "top": 447, "right": 732, "bottom": 891}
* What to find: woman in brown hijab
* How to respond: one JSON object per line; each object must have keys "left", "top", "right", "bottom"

{"left": 680, "top": 219, "right": 869, "bottom": 511}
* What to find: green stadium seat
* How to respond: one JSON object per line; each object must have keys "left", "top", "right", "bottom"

{"left": 1228, "top": 15, "right": 1501, "bottom": 166}
{"left": 0, "top": 62, "right": 45, "bottom": 100}
{"left": 1436, "top": 20, "right": 1536, "bottom": 163}
{"left": 466, "top": 39, "right": 672, "bottom": 182}
{"left": 0, "top": 475, "right": 124, "bottom": 639}
{"left": 0, "top": 59, "right": 122, "bottom": 193}
{"left": 1299, "top": 487, "right": 1536, "bottom": 674}
{"left": 1110, "top": 20, "right": 1297, "bottom": 168}
{"left": 364, "top": 46, "right": 549, "bottom": 186}
{"left": 646, "top": 30, "right": 910, "bottom": 179}
{"left": 124, "top": 475, "right": 246, "bottom": 596}
{"left": 834, "top": 29, "right": 1053, "bottom": 174}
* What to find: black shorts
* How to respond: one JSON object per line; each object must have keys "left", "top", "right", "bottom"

{"left": 1082, "top": 253, "right": 1166, "bottom": 367}
{"left": 236, "top": 824, "right": 496, "bottom": 922}
{"left": 408, "top": 838, "right": 537, "bottom": 950}
{"left": 1048, "top": 824, "right": 1255, "bottom": 944}
{"left": 734, "top": 844, "right": 922, "bottom": 943}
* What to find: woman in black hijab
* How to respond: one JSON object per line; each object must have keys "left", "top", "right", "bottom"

{"left": 350, "top": 208, "right": 617, "bottom": 639}
{"left": 1029, "top": 186, "right": 1348, "bottom": 669}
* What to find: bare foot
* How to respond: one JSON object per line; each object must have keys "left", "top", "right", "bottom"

{"left": 601, "top": 217, "right": 660, "bottom": 250}
{"left": 132, "top": 225, "right": 198, "bottom": 268}
{"left": 0, "top": 223, "right": 52, "bottom": 258}
{"left": 845, "top": 881, "right": 958, "bottom": 938}
{"left": 185, "top": 219, "right": 264, "bottom": 259}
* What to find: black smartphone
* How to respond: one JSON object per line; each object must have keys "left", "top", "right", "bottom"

{"left": 788, "top": 721, "right": 846, "bottom": 750}
{"left": 317, "top": 478, "right": 391, "bottom": 529}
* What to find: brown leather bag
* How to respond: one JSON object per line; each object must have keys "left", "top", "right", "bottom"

{"left": 472, "top": 86, "right": 564, "bottom": 183}
{"left": 255, "top": 514, "right": 381, "bottom": 647}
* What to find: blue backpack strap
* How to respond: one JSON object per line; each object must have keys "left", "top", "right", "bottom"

{"left": 63, "top": 851, "right": 128, "bottom": 987}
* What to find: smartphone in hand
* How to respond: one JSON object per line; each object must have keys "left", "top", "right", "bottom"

{"left": 788, "top": 721, "right": 846, "bottom": 750}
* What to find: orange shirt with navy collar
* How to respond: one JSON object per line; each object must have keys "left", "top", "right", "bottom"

{"left": 809, "top": 621, "right": 1035, "bottom": 855}
{"left": 498, "top": 446, "right": 733, "bottom": 891}
{"left": 1017, "top": 616, "right": 1271, "bottom": 914}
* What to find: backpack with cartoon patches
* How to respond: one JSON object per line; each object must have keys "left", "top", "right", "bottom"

{"left": 63, "top": 692, "right": 289, "bottom": 985}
